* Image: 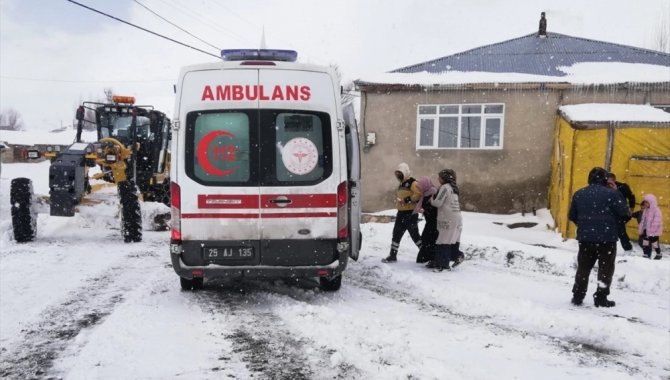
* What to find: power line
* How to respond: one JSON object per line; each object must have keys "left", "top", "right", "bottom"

{"left": 1, "top": 75, "right": 173, "bottom": 84}
{"left": 132, "top": 0, "right": 221, "bottom": 51}
{"left": 155, "top": 0, "right": 252, "bottom": 45}
{"left": 64, "top": 0, "right": 220, "bottom": 59}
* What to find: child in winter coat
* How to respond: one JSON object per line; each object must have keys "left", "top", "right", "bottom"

{"left": 430, "top": 169, "right": 464, "bottom": 272}
{"left": 636, "top": 194, "right": 663, "bottom": 260}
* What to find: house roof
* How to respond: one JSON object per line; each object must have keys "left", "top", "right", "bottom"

{"left": 391, "top": 32, "right": 670, "bottom": 77}
{"left": 559, "top": 104, "right": 670, "bottom": 124}
{"left": 0, "top": 130, "right": 97, "bottom": 146}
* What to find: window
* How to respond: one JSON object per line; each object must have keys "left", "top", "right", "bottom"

{"left": 416, "top": 103, "right": 504, "bottom": 149}
{"left": 185, "top": 109, "right": 331, "bottom": 186}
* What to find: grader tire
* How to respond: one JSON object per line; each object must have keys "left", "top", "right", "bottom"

{"left": 10, "top": 178, "right": 37, "bottom": 243}
{"left": 119, "top": 181, "right": 142, "bottom": 243}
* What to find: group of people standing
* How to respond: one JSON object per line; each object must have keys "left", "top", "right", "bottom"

{"left": 569, "top": 167, "right": 664, "bottom": 308}
{"left": 382, "top": 163, "right": 464, "bottom": 272}
{"left": 382, "top": 163, "right": 664, "bottom": 308}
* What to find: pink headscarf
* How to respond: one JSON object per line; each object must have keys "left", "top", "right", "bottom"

{"left": 414, "top": 176, "right": 437, "bottom": 214}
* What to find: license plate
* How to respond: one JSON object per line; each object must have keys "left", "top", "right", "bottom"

{"left": 204, "top": 246, "right": 254, "bottom": 260}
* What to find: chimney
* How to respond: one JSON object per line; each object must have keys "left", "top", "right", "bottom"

{"left": 538, "top": 12, "right": 547, "bottom": 37}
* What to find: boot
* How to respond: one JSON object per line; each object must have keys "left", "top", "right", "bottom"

{"left": 571, "top": 296, "right": 583, "bottom": 306}
{"left": 593, "top": 293, "right": 615, "bottom": 308}
{"left": 653, "top": 254, "right": 662, "bottom": 260}
{"left": 451, "top": 251, "right": 465, "bottom": 268}
{"left": 382, "top": 254, "right": 397, "bottom": 263}
{"left": 383, "top": 245, "right": 398, "bottom": 263}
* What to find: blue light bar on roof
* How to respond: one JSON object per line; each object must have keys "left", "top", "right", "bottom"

{"left": 221, "top": 49, "right": 298, "bottom": 62}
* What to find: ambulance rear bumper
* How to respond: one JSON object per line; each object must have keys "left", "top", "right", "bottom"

{"left": 170, "top": 253, "right": 347, "bottom": 280}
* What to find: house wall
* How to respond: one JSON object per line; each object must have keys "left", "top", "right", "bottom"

{"left": 359, "top": 85, "right": 669, "bottom": 213}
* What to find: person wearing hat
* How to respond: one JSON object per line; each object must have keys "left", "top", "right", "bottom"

{"left": 382, "top": 162, "right": 423, "bottom": 263}
{"left": 568, "top": 167, "right": 630, "bottom": 307}
{"left": 430, "top": 168, "right": 464, "bottom": 272}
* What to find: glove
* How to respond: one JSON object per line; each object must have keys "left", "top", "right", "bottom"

{"left": 403, "top": 196, "right": 412, "bottom": 204}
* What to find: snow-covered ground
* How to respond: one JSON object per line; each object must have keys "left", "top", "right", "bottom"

{"left": 1, "top": 161, "right": 668, "bottom": 380}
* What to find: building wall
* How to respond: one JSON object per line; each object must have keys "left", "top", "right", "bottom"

{"left": 359, "top": 85, "right": 669, "bottom": 213}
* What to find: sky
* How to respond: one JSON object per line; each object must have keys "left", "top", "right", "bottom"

{"left": 1, "top": 0, "right": 669, "bottom": 131}
{"left": 1, "top": 159, "right": 669, "bottom": 378}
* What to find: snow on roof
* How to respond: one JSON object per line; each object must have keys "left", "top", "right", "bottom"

{"left": 356, "top": 62, "right": 670, "bottom": 86}
{"left": 559, "top": 103, "right": 670, "bottom": 123}
{"left": 0, "top": 130, "right": 98, "bottom": 146}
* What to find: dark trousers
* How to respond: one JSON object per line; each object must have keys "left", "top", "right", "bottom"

{"left": 434, "top": 243, "right": 461, "bottom": 268}
{"left": 572, "top": 242, "right": 617, "bottom": 300}
{"left": 390, "top": 210, "right": 421, "bottom": 256}
{"left": 617, "top": 221, "right": 632, "bottom": 251}
{"left": 639, "top": 234, "right": 661, "bottom": 257}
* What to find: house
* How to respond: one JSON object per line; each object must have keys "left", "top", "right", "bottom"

{"left": 0, "top": 130, "right": 97, "bottom": 163}
{"left": 354, "top": 14, "right": 670, "bottom": 214}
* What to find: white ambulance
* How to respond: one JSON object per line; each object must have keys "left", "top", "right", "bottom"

{"left": 169, "top": 49, "right": 361, "bottom": 291}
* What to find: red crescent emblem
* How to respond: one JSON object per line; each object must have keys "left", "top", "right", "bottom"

{"left": 196, "top": 130, "right": 236, "bottom": 176}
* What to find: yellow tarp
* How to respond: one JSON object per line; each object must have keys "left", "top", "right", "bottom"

{"left": 549, "top": 116, "right": 670, "bottom": 243}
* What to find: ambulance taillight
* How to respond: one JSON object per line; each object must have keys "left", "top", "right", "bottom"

{"left": 337, "top": 181, "right": 348, "bottom": 239}
{"left": 170, "top": 181, "right": 181, "bottom": 242}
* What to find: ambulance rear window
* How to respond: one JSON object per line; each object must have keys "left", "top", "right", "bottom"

{"left": 270, "top": 112, "right": 330, "bottom": 183}
{"left": 185, "top": 110, "right": 256, "bottom": 185}
{"left": 185, "top": 109, "right": 331, "bottom": 186}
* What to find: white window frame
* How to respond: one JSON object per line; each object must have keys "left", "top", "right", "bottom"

{"left": 415, "top": 103, "right": 505, "bottom": 150}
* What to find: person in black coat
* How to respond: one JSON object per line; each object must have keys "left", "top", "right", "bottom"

{"left": 569, "top": 167, "right": 630, "bottom": 308}
{"left": 606, "top": 173, "right": 635, "bottom": 251}
{"left": 414, "top": 177, "right": 438, "bottom": 265}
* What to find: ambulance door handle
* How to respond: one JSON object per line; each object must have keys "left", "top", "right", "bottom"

{"left": 269, "top": 196, "right": 292, "bottom": 207}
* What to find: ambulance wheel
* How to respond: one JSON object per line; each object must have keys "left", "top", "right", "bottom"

{"left": 180, "top": 277, "right": 203, "bottom": 291}
{"left": 10, "top": 178, "right": 37, "bottom": 243}
{"left": 319, "top": 274, "right": 342, "bottom": 291}
{"left": 119, "top": 181, "right": 142, "bottom": 243}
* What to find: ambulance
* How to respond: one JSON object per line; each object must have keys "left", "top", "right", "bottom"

{"left": 169, "top": 49, "right": 361, "bottom": 291}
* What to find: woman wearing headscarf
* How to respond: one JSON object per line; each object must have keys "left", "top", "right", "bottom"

{"left": 430, "top": 169, "right": 464, "bottom": 272}
{"left": 415, "top": 176, "right": 438, "bottom": 265}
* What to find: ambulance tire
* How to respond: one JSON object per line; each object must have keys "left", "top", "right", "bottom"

{"left": 180, "top": 277, "right": 204, "bottom": 291}
{"left": 10, "top": 178, "right": 37, "bottom": 243}
{"left": 119, "top": 181, "right": 142, "bottom": 243}
{"left": 319, "top": 274, "right": 342, "bottom": 292}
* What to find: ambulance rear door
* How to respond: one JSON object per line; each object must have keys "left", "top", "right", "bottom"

{"left": 343, "top": 103, "right": 361, "bottom": 261}
{"left": 178, "top": 68, "right": 262, "bottom": 263}
{"left": 257, "top": 68, "right": 342, "bottom": 266}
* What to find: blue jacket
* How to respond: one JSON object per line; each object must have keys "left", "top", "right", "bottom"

{"left": 568, "top": 184, "right": 630, "bottom": 242}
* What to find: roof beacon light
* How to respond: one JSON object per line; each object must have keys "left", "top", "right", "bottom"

{"left": 112, "top": 95, "right": 136, "bottom": 105}
{"left": 221, "top": 49, "right": 298, "bottom": 62}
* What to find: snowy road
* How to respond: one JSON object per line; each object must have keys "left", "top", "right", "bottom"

{"left": 1, "top": 162, "right": 669, "bottom": 379}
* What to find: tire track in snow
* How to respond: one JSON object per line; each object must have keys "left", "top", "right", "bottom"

{"left": 192, "top": 281, "right": 362, "bottom": 380}
{"left": 345, "top": 263, "right": 648, "bottom": 378}
{"left": 0, "top": 249, "right": 161, "bottom": 379}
